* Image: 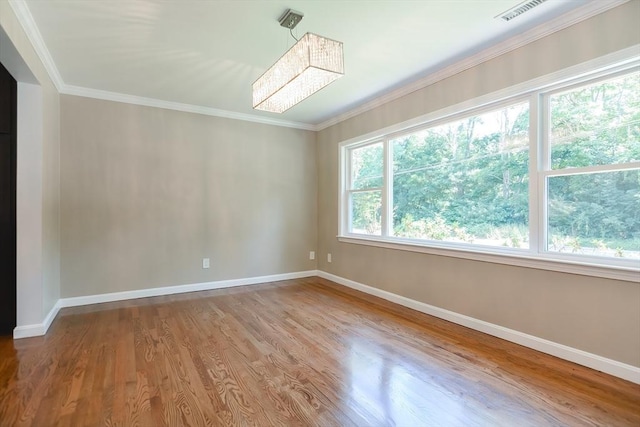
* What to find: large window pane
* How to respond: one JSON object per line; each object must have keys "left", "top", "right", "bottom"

{"left": 351, "top": 191, "right": 382, "bottom": 235}
{"left": 550, "top": 71, "right": 640, "bottom": 170}
{"left": 548, "top": 169, "right": 640, "bottom": 259}
{"left": 392, "top": 103, "right": 529, "bottom": 248}
{"left": 351, "top": 143, "right": 383, "bottom": 190}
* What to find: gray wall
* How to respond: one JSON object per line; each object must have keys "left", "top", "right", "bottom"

{"left": 1, "top": 2, "right": 60, "bottom": 327}
{"left": 60, "top": 96, "right": 317, "bottom": 297}
{"left": 317, "top": 1, "right": 640, "bottom": 367}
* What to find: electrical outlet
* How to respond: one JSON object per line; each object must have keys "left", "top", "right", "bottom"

{"left": 327, "top": 253, "right": 332, "bottom": 263}
{"left": 202, "top": 258, "right": 210, "bottom": 269}
{"left": 309, "top": 251, "right": 315, "bottom": 260}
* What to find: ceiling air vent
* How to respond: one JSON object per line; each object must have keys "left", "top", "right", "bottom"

{"left": 497, "top": 0, "right": 548, "bottom": 22}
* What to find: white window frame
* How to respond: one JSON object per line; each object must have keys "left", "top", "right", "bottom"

{"left": 338, "top": 49, "right": 640, "bottom": 282}
{"left": 345, "top": 140, "right": 385, "bottom": 235}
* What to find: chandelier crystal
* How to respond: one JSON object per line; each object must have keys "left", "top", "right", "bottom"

{"left": 252, "top": 33, "right": 344, "bottom": 114}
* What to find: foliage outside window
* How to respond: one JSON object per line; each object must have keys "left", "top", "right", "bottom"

{"left": 546, "top": 71, "right": 639, "bottom": 258}
{"left": 349, "top": 143, "right": 383, "bottom": 235}
{"left": 391, "top": 103, "right": 529, "bottom": 248}
{"left": 341, "top": 63, "right": 640, "bottom": 270}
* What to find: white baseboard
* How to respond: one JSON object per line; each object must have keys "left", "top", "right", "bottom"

{"left": 13, "top": 300, "right": 62, "bottom": 339}
{"left": 13, "top": 270, "right": 319, "bottom": 339}
{"left": 13, "top": 269, "right": 638, "bottom": 384}
{"left": 57, "top": 270, "right": 318, "bottom": 308}
{"left": 13, "top": 324, "right": 45, "bottom": 339}
{"left": 317, "top": 271, "right": 640, "bottom": 385}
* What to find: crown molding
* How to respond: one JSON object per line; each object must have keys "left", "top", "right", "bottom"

{"left": 8, "top": 0, "right": 64, "bottom": 91}
{"left": 8, "top": 0, "right": 630, "bottom": 132}
{"left": 62, "top": 85, "right": 317, "bottom": 131}
{"left": 7, "top": 0, "right": 315, "bottom": 131}
{"left": 315, "top": 0, "right": 630, "bottom": 131}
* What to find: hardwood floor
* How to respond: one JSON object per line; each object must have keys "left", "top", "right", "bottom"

{"left": 1, "top": 277, "right": 638, "bottom": 426}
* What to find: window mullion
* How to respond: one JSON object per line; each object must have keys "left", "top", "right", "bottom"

{"left": 539, "top": 92, "right": 551, "bottom": 254}
{"left": 381, "top": 139, "right": 393, "bottom": 237}
{"left": 343, "top": 147, "right": 351, "bottom": 235}
{"left": 544, "top": 162, "right": 640, "bottom": 177}
{"left": 528, "top": 94, "right": 539, "bottom": 254}
{"left": 349, "top": 187, "right": 383, "bottom": 193}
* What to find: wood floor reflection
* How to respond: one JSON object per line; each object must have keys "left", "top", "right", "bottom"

{"left": 1, "top": 277, "right": 638, "bottom": 426}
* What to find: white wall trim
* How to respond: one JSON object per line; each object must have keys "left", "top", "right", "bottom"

{"left": 335, "top": 49, "right": 640, "bottom": 284}
{"left": 334, "top": 47, "right": 640, "bottom": 148}
{"left": 15, "top": 79, "right": 45, "bottom": 329}
{"left": 7, "top": 0, "right": 630, "bottom": 132}
{"left": 13, "top": 299, "right": 60, "bottom": 339}
{"left": 7, "top": 0, "right": 64, "bottom": 91}
{"left": 13, "top": 269, "right": 640, "bottom": 384}
{"left": 337, "top": 236, "right": 640, "bottom": 283}
{"left": 13, "top": 270, "right": 319, "bottom": 339}
{"left": 61, "top": 85, "right": 317, "bottom": 131}
{"left": 315, "top": 0, "right": 630, "bottom": 131}
{"left": 6, "top": 0, "right": 314, "bottom": 131}
{"left": 317, "top": 271, "right": 640, "bottom": 385}
{"left": 58, "top": 270, "right": 318, "bottom": 308}
{"left": 13, "top": 324, "right": 45, "bottom": 339}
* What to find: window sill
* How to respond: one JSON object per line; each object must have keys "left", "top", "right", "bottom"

{"left": 337, "top": 235, "right": 640, "bottom": 283}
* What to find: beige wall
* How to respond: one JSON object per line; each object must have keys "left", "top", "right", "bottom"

{"left": 60, "top": 95, "right": 317, "bottom": 297}
{"left": 0, "top": 1, "right": 60, "bottom": 327}
{"left": 3, "top": 0, "right": 638, "bottom": 371}
{"left": 317, "top": 1, "right": 640, "bottom": 367}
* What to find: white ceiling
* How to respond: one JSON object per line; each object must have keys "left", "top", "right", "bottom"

{"left": 15, "top": 0, "right": 620, "bottom": 128}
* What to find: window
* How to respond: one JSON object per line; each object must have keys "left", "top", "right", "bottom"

{"left": 391, "top": 102, "right": 530, "bottom": 248}
{"left": 340, "top": 59, "right": 640, "bottom": 277}
{"left": 348, "top": 142, "right": 384, "bottom": 235}
{"left": 545, "top": 71, "right": 639, "bottom": 259}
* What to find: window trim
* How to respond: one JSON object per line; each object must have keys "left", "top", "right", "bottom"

{"left": 338, "top": 48, "right": 640, "bottom": 283}
{"left": 337, "top": 234, "right": 639, "bottom": 282}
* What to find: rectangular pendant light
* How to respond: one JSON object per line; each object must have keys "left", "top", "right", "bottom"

{"left": 252, "top": 33, "right": 344, "bottom": 114}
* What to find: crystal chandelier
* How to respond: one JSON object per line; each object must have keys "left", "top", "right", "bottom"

{"left": 252, "top": 10, "right": 344, "bottom": 114}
